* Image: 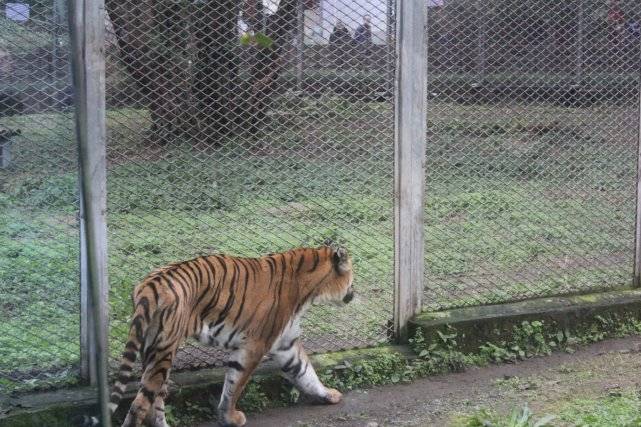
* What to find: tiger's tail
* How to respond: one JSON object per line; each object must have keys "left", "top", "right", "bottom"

{"left": 108, "top": 294, "right": 153, "bottom": 415}
{"left": 75, "top": 295, "right": 152, "bottom": 426}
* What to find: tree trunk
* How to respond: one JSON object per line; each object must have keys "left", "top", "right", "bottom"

{"left": 246, "top": 0, "right": 297, "bottom": 134}
{"left": 106, "top": 0, "right": 192, "bottom": 143}
{"left": 105, "top": 0, "right": 296, "bottom": 144}
{"left": 192, "top": 0, "right": 239, "bottom": 142}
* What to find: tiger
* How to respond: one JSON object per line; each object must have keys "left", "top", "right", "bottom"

{"left": 108, "top": 245, "right": 354, "bottom": 427}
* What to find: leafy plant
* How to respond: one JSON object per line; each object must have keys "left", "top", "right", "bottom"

{"left": 458, "top": 405, "right": 555, "bottom": 427}
{"left": 319, "top": 352, "right": 407, "bottom": 391}
{"left": 239, "top": 32, "right": 274, "bottom": 49}
{"left": 238, "top": 381, "right": 269, "bottom": 412}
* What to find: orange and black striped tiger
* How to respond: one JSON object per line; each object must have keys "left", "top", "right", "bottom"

{"left": 108, "top": 245, "right": 354, "bottom": 427}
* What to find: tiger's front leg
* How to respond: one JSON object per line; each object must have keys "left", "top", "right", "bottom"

{"left": 218, "top": 345, "right": 265, "bottom": 427}
{"left": 272, "top": 338, "right": 342, "bottom": 404}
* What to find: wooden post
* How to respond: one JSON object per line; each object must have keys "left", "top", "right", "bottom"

{"left": 393, "top": 0, "right": 427, "bottom": 341}
{"left": 69, "top": 0, "right": 110, "bottom": 424}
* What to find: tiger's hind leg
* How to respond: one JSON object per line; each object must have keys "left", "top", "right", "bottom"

{"left": 272, "top": 338, "right": 342, "bottom": 404}
{"left": 146, "top": 383, "right": 170, "bottom": 427}
{"left": 121, "top": 346, "right": 177, "bottom": 427}
{"left": 218, "top": 344, "right": 266, "bottom": 427}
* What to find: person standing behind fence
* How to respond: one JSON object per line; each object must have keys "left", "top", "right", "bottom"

{"left": 607, "top": 0, "right": 626, "bottom": 66}
{"left": 607, "top": 1, "right": 625, "bottom": 40}
{"left": 354, "top": 15, "right": 372, "bottom": 45}
{"left": 354, "top": 15, "right": 373, "bottom": 67}
{"left": 625, "top": 17, "right": 640, "bottom": 68}
{"left": 330, "top": 20, "right": 352, "bottom": 67}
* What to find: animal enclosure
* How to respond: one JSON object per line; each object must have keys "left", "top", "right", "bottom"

{"left": 0, "top": 0, "right": 640, "bottom": 412}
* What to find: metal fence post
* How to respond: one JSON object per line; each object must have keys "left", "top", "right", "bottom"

{"left": 393, "top": 0, "right": 427, "bottom": 341}
{"left": 296, "top": 0, "right": 304, "bottom": 92}
{"left": 475, "top": 0, "right": 487, "bottom": 82}
{"left": 386, "top": 0, "right": 394, "bottom": 96}
{"left": 574, "top": 1, "right": 584, "bottom": 85}
{"left": 634, "top": 51, "right": 641, "bottom": 288}
{"left": 69, "top": 0, "right": 110, "bottom": 423}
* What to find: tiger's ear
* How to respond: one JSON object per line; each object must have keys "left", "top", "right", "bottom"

{"left": 332, "top": 247, "right": 350, "bottom": 274}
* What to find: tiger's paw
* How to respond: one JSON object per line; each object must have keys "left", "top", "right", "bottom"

{"left": 221, "top": 409, "right": 246, "bottom": 427}
{"left": 323, "top": 388, "right": 343, "bottom": 404}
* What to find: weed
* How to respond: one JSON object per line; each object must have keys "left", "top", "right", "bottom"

{"left": 479, "top": 321, "right": 556, "bottom": 363}
{"left": 458, "top": 389, "right": 641, "bottom": 427}
{"left": 238, "top": 381, "right": 269, "bottom": 413}
{"left": 455, "top": 405, "right": 555, "bottom": 427}
{"left": 318, "top": 352, "right": 408, "bottom": 391}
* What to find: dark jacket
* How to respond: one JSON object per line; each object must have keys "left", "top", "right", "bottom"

{"left": 354, "top": 23, "right": 372, "bottom": 45}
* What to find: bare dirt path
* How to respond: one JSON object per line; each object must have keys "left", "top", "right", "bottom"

{"left": 198, "top": 335, "right": 641, "bottom": 427}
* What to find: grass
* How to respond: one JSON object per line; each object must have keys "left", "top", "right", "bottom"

{"left": 557, "top": 391, "right": 641, "bottom": 426}
{"left": 455, "top": 405, "right": 555, "bottom": 427}
{"left": 0, "top": 94, "right": 637, "bottom": 392}
{"left": 0, "top": 16, "right": 54, "bottom": 56}
{"left": 457, "top": 391, "right": 641, "bottom": 427}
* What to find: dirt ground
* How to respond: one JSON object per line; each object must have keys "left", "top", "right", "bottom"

{"left": 198, "top": 335, "right": 641, "bottom": 427}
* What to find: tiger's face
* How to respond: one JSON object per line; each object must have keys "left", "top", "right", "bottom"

{"left": 309, "top": 246, "right": 354, "bottom": 306}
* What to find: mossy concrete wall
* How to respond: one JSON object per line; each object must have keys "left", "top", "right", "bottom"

{"left": 0, "top": 346, "right": 411, "bottom": 427}
{"left": 411, "top": 289, "right": 641, "bottom": 353}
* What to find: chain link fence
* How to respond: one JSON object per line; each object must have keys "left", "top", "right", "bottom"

{"left": 103, "top": 0, "right": 395, "bottom": 371}
{"left": 2, "top": 0, "right": 641, "bottom": 398}
{"left": 0, "top": 0, "right": 80, "bottom": 394}
{"left": 424, "top": 0, "right": 641, "bottom": 310}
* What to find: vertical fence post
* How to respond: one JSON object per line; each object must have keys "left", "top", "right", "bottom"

{"left": 475, "top": 0, "right": 487, "bottom": 82}
{"left": 574, "top": 1, "right": 584, "bottom": 85}
{"left": 79, "top": 189, "right": 95, "bottom": 383}
{"left": 393, "top": 0, "right": 427, "bottom": 341}
{"left": 634, "top": 49, "right": 641, "bottom": 288}
{"left": 296, "top": 0, "right": 304, "bottom": 92}
{"left": 386, "top": 0, "right": 394, "bottom": 96}
{"left": 69, "top": 0, "right": 110, "bottom": 423}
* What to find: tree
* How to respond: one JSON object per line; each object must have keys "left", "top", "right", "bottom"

{"left": 105, "top": 0, "right": 298, "bottom": 144}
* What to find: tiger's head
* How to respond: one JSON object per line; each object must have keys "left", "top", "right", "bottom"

{"left": 303, "top": 246, "right": 354, "bottom": 306}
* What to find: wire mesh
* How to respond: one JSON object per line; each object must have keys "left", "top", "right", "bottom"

{"left": 103, "top": 0, "right": 395, "bottom": 371}
{"left": 4, "top": 0, "right": 641, "bottom": 398}
{"left": 0, "top": 0, "right": 80, "bottom": 395}
{"left": 424, "top": 0, "right": 641, "bottom": 310}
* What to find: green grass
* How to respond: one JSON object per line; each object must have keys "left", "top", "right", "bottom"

{"left": 455, "top": 405, "right": 555, "bottom": 427}
{"left": 0, "top": 96, "right": 637, "bottom": 392}
{"left": 557, "top": 390, "right": 641, "bottom": 426}
{"left": 456, "top": 390, "right": 641, "bottom": 427}
{"left": 0, "top": 16, "right": 54, "bottom": 55}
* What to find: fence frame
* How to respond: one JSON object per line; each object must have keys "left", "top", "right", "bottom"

{"left": 69, "top": 0, "right": 110, "bottom": 423}
{"left": 393, "top": 0, "right": 427, "bottom": 340}
{"left": 68, "top": 0, "right": 427, "bottom": 420}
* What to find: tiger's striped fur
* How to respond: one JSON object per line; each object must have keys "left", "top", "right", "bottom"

{"left": 110, "top": 245, "right": 354, "bottom": 427}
